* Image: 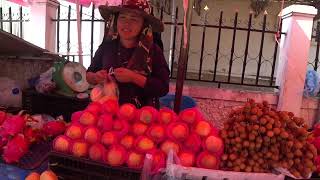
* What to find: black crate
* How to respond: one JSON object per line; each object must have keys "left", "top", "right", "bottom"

{"left": 49, "top": 151, "right": 141, "bottom": 180}
{"left": 22, "top": 88, "right": 90, "bottom": 121}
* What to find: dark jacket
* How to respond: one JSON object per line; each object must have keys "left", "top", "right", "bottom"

{"left": 87, "top": 39, "right": 170, "bottom": 108}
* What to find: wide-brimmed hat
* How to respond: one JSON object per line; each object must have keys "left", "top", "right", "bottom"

{"left": 99, "top": 0, "right": 164, "bottom": 32}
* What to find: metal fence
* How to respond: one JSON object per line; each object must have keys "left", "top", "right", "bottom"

{"left": 53, "top": 5, "right": 104, "bottom": 61}
{"left": 0, "top": 6, "right": 29, "bottom": 38}
{"left": 53, "top": 5, "right": 287, "bottom": 89}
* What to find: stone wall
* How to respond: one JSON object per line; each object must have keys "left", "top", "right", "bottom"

{"left": 169, "top": 82, "right": 320, "bottom": 129}
{"left": 0, "top": 57, "right": 54, "bottom": 89}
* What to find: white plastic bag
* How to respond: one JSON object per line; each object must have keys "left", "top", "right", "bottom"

{"left": 304, "top": 69, "right": 320, "bottom": 97}
{"left": 35, "top": 67, "right": 56, "bottom": 94}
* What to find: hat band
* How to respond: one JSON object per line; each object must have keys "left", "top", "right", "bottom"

{"left": 122, "top": 4, "right": 150, "bottom": 14}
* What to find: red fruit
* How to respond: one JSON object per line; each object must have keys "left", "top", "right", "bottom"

{"left": 203, "top": 135, "right": 223, "bottom": 153}
{"left": 86, "top": 102, "right": 103, "bottom": 115}
{"left": 183, "top": 133, "right": 201, "bottom": 153}
{"left": 136, "top": 106, "right": 158, "bottom": 124}
{"left": 84, "top": 126, "right": 101, "bottom": 144}
{"left": 105, "top": 145, "right": 127, "bottom": 166}
{"left": 179, "top": 151, "right": 195, "bottom": 167}
{"left": 160, "top": 140, "right": 180, "bottom": 155}
{"left": 194, "top": 120, "right": 212, "bottom": 138}
{"left": 315, "top": 155, "right": 320, "bottom": 165}
{"left": 43, "top": 120, "right": 66, "bottom": 137}
{"left": 120, "top": 135, "right": 135, "bottom": 150}
{"left": 210, "top": 127, "right": 220, "bottom": 137}
{"left": 313, "top": 123, "right": 320, "bottom": 136}
{"left": 2, "top": 134, "right": 29, "bottom": 163}
{"left": 89, "top": 143, "right": 106, "bottom": 161}
{"left": 97, "top": 114, "right": 113, "bottom": 132}
{"left": 65, "top": 124, "right": 84, "bottom": 140}
{"left": 39, "top": 170, "right": 58, "bottom": 180}
{"left": 179, "top": 108, "right": 199, "bottom": 125}
{"left": 23, "top": 127, "right": 42, "bottom": 144}
{"left": 79, "top": 111, "right": 97, "bottom": 126}
{"left": 196, "top": 151, "right": 218, "bottom": 169}
{"left": 71, "top": 111, "right": 83, "bottom": 124}
{"left": 131, "top": 122, "right": 148, "bottom": 136}
{"left": 0, "top": 113, "right": 26, "bottom": 137}
{"left": 135, "top": 136, "right": 155, "bottom": 153}
{"left": 167, "top": 122, "right": 189, "bottom": 142}
{"left": 102, "top": 99, "right": 119, "bottom": 115}
{"left": 313, "top": 137, "right": 320, "bottom": 149}
{"left": 101, "top": 131, "right": 118, "bottom": 146}
{"left": 25, "top": 172, "right": 40, "bottom": 180}
{"left": 71, "top": 140, "right": 88, "bottom": 158}
{"left": 149, "top": 150, "right": 166, "bottom": 173}
{"left": 158, "top": 108, "right": 177, "bottom": 124}
{"left": 0, "top": 111, "right": 6, "bottom": 125}
{"left": 118, "top": 103, "right": 136, "bottom": 121}
{"left": 146, "top": 124, "right": 166, "bottom": 143}
{"left": 53, "top": 135, "right": 71, "bottom": 153}
{"left": 113, "top": 119, "right": 129, "bottom": 138}
{"left": 127, "top": 151, "right": 145, "bottom": 169}
{"left": 0, "top": 135, "right": 8, "bottom": 150}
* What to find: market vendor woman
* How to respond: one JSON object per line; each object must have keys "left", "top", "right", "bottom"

{"left": 86, "top": 0, "right": 170, "bottom": 109}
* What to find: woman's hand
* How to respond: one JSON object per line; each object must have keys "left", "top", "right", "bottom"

{"left": 95, "top": 70, "right": 108, "bottom": 83}
{"left": 86, "top": 70, "right": 108, "bottom": 85}
{"left": 114, "top": 67, "right": 147, "bottom": 87}
{"left": 114, "top": 67, "right": 134, "bottom": 83}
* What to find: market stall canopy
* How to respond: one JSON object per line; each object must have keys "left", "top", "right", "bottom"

{"left": 6, "top": 0, "right": 121, "bottom": 7}
{"left": 0, "top": 29, "right": 60, "bottom": 59}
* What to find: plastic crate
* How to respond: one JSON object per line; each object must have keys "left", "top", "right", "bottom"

{"left": 22, "top": 88, "right": 90, "bottom": 121}
{"left": 49, "top": 151, "right": 141, "bottom": 180}
{"left": 159, "top": 94, "right": 197, "bottom": 110}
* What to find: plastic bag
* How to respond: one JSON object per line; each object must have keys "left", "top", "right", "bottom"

{"left": 141, "top": 153, "right": 166, "bottom": 180}
{"left": 0, "top": 77, "right": 22, "bottom": 107}
{"left": 35, "top": 67, "right": 56, "bottom": 94}
{"left": 304, "top": 69, "right": 320, "bottom": 97}
{"left": 90, "top": 73, "right": 119, "bottom": 103}
{"left": 274, "top": 167, "right": 311, "bottom": 179}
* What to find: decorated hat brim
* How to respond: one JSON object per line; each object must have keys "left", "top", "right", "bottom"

{"left": 99, "top": 5, "right": 164, "bottom": 32}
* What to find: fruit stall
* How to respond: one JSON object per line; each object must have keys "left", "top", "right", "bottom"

{"left": 2, "top": 95, "right": 320, "bottom": 180}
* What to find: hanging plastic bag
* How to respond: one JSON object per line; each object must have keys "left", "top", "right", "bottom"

{"left": 304, "top": 69, "right": 320, "bottom": 97}
{"left": 35, "top": 67, "right": 56, "bottom": 94}
{"left": 90, "top": 72, "right": 119, "bottom": 103}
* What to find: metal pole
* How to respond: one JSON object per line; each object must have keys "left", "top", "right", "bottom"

{"left": 255, "top": 13, "right": 267, "bottom": 85}
{"left": 57, "top": 5, "right": 60, "bottom": 52}
{"left": 90, "top": 5, "right": 95, "bottom": 61}
{"left": 0, "top": 8, "right": 3, "bottom": 30}
{"left": 9, "top": 7, "right": 12, "bottom": 34}
{"left": 19, "top": 6, "right": 23, "bottom": 38}
{"left": 241, "top": 12, "right": 253, "bottom": 84}
{"left": 174, "top": 0, "right": 195, "bottom": 113}
{"left": 67, "top": 5, "right": 71, "bottom": 60}
{"left": 169, "top": 0, "right": 176, "bottom": 73}
{"left": 170, "top": 7, "right": 178, "bottom": 78}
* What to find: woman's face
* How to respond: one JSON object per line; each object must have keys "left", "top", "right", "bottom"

{"left": 117, "top": 11, "right": 144, "bottom": 41}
